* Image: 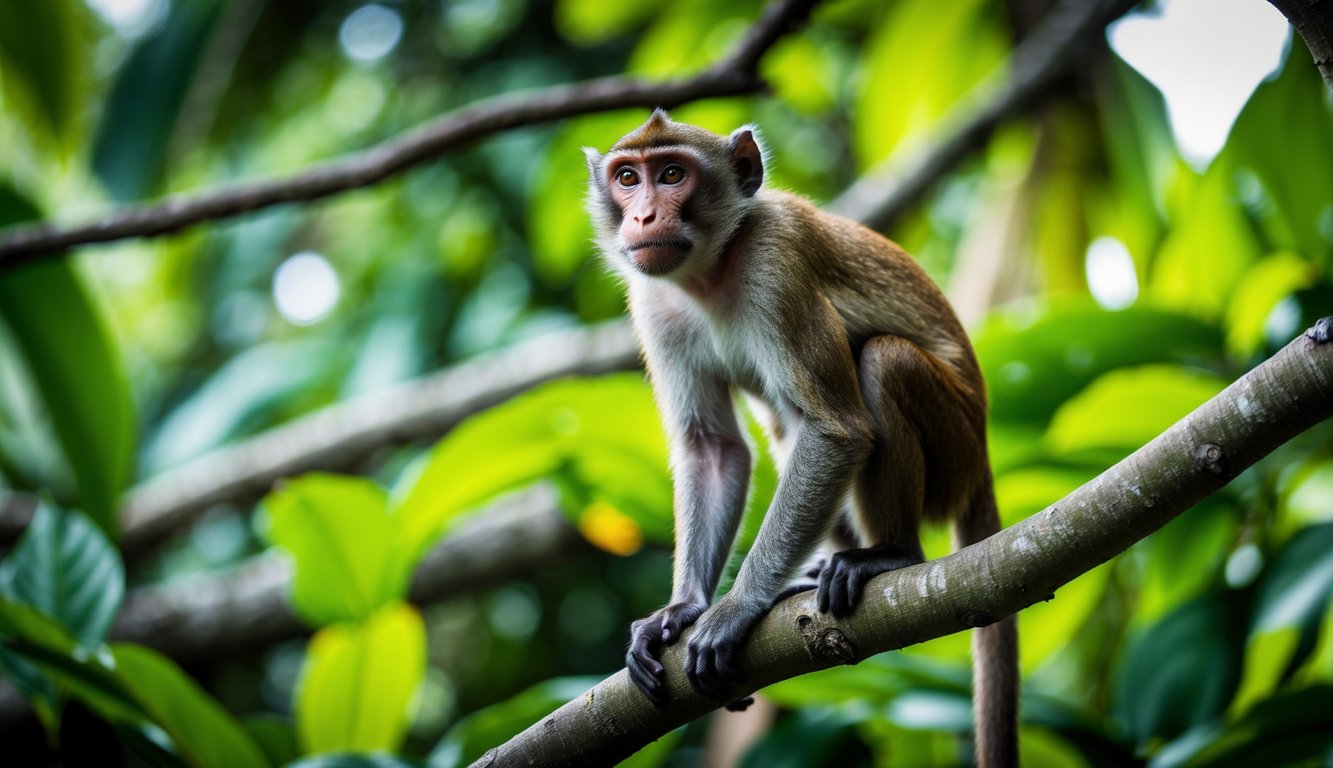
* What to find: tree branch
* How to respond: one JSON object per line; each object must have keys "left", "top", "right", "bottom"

{"left": 116, "top": 321, "right": 638, "bottom": 561}
{"left": 111, "top": 485, "right": 583, "bottom": 664}
{"left": 0, "top": 0, "right": 818, "bottom": 270}
{"left": 1268, "top": 0, "right": 1333, "bottom": 91}
{"left": 475, "top": 320, "right": 1333, "bottom": 766}
{"left": 827, "top": 0, "right": 1139, "bottom": 231}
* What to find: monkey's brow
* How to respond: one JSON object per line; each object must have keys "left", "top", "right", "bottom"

{"left": 606, "top": 146, "right": 707, "bottom": 164}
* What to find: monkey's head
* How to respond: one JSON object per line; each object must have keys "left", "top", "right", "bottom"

{"left": 584, "top": 109, "right": 764, "bottom": 279}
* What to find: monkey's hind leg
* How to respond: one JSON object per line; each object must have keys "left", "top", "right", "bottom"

{"left": 817, "top": 335, "right": 983, "bottom": 618}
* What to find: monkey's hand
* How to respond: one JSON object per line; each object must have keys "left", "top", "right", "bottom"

{"left": 627, "top": 600, "right": 707, "bottom": 708}
{"left": 685, "top": 596, "right": 762, "bottom": 702}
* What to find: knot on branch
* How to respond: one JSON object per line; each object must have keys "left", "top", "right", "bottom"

{"left": 796, "top": 615, "right": 858, "bottom": 664}
{"left": 1193, "top": 442, "right": 1230, "bottom": 478}
{"left": 1305, "top": 316, "right": 1332, "bottom": 344}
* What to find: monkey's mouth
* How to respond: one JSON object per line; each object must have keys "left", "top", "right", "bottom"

{"left": 625, "top": 238, "right": 692, "bottom": 275}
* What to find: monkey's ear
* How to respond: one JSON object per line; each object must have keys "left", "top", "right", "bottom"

{"left": 582, "top": 147, "right": 603, "bottom": 179}
{"left": 728, "top": 128, "right": 764, "bottom": 197}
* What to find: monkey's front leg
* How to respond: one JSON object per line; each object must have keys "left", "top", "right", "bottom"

{"left": 627, "top": 425, "right": 750, "bottom": 707}
{"left": 685, "top": 420, "right": 870, "bottom": 701}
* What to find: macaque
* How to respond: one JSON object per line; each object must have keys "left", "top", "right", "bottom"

{"left": 584, "top": 110, "right": 1018, "bottom": 766}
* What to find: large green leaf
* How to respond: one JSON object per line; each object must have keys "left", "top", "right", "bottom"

{"left": 112, "top": 644, "right": 271, "bottom": 768}
{"left": 854, "top": 0, "right": 1005, "bottom": 168}
{"left": 1153, "top": 685, "right": 1333, "bottom": 768}
{"left": 0, "top": 599, "right": 146, "bottom": 726}
{"left": 91, "top": 0, "right": 226, "bottom": 200}
{"left": 1094, "top": 55, "right": 1177, "bottom": 262}
{"left": 1045, "top": 364, "right": 1228, "bottom": 458}
{"left": 0, "top": 186, "right": 135, "bottom": 537}
{"left": 296, "top": 602, "right": 426, "bottom": 755}
{"left": 393, "top": 374, "right": 668, "bottom": 562}
{"left": 1224, "top": 42, "right": 1333, "bottom": 262}
{"left": 429, "top": 676, "right": 600, "bottom": 768}
{"left": 0, "top": 500, "right": 124, "bottom": 645}
{"left": 0, "top": 0, "right": 80, "bottom": 143}
{"left": 263, "top": 474, "right": 411, "bottom": 626}
{"left": 974, "top": 305, "right": 1223, "bottom": 426}
{"left": 284, "top": 756, "right": 424, "bottom": 768}
{"left": 1148, "top": 165, "right": 1262, "bottom": 319}
{"left": 1112, "top": 592, "right": 1245, "bottom": 745}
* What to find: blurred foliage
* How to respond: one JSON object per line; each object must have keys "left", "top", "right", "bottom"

{"left": 1, "top": 0, "right": 1332, "bottom": 766}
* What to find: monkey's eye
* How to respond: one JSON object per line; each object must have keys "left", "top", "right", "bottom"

{"left": 659, "top": 165, "right": 686, "bottom": 185}
{"left": 616, "top": 168, "right": 640, "bottom": 187}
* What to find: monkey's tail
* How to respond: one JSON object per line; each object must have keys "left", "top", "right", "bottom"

{"left": 954, "top": 469, "right": 1019, "bottom": 768}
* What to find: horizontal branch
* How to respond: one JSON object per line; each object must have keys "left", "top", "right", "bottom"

{"left": 0, "top": 0, "right": 818, "bottom": 270}
{"left": 478, "top": 321, "right": 1333, "bottom": 766}
{"left": 827, "top": 0, "right": 1139, "bottom": 231}
{"left": 117, "top": 321, "right": 638, "bottom": 561}
{"left": 113, "top": 485, "right": 583, "bottom": 663}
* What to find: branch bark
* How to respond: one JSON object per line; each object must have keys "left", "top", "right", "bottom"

{"left": 827, "top": 0, "right": 1139, "bottom": 231}
{"left": 475, "top": 320, "right": 1333, "bottom": 767}
{"left": 0, "top": 0, "right": 818, "bottom": 270}
{"left": 112, "top": 485, "right": 583, "bottom": 663}
{"left": 1269, "top": 0, "right": 1333, "bottom": 90}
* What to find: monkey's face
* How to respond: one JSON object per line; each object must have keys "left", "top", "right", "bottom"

{"left": 605, "top": 153, "right": 699, "bottom": 276}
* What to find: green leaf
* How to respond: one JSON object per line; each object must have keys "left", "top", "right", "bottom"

{"left": 284, "top": 756, "right": 424, "bottom": 768}
{"left": 112, "top": 644, "right": 271, "bottom": 768}
{"left": 1224, "top": 253, "right": 1317, "bottom": 358}
{"left": 0, "top": 187, "right": 135, "bottom": 538}
{"left": 974, "top": 305, "right": 1223, "bottom": 426}
{"left": 0, "top": 598, "right": 147, "bottom": 726}
{"left": 143, "top": 339, "right": 339, "bottom": 475}
{"left": 1112, "top": 592, "right": 1245, "bottom": 744}
{"left": 854, "top": 0, "right": 1005, "bottom": 168}
{"left": 429, "top": 676, "right": 600, "bottom": 768}
{"left": 1148, "top": 165, "right": 1263, "bottom": 319}
{"left": 263, "top": 474, "right": 411, "bottom": 626}
{"left": 1094, "top": 55, "right": 1177, "bottom": 261}
{"left": 1045, "top": 364, "right": 1228, "bottom": 457}
{"left": 1250, "top": 523, "right": 1333, "bottom": 636}
{"left": 0, "top": 0, "right": 80, "bottom": 143}
{"left": 554, "top": 0, "right": 665, "bottom": 44}
{"left": 0, "top": 500, "right": 124, "bottom": 645}
{"left": 91, "top": 0, "right": 225, "bottom": 200}
{"left": 1155, "top": 685, "right": 1333, "bottom": 768}
{"left": 393, "top": 375, "right": 668, "bottom": 561}
{"left": 297, "top": 603, "right": 426, "bottom": 755}
{"left": 1224, "top": 42, "right": 1333, "bottom": 261}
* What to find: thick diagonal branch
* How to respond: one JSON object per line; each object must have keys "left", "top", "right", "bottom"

{"left": 475, "top": 322, "right": 1333, "bottom": 767}
{"left": 0, "top": 0, "right": 817, "bottom": 270}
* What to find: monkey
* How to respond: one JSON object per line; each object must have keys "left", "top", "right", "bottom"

{"left": 584, "top": 109, "right": 1019, "bottom": 766}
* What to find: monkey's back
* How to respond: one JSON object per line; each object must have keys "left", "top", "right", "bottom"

{"left": 753, "top": 189, "right": 982, "bottom": 395}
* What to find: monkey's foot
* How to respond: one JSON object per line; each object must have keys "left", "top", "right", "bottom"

{"left": 626, "top": 600, "right": 707, "bottom": 708}
{"left": 685, "top": 597, "right": 763, "bottom": 702}
{"left": 818, "top": 547, "right": 923, "bottom": 618}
